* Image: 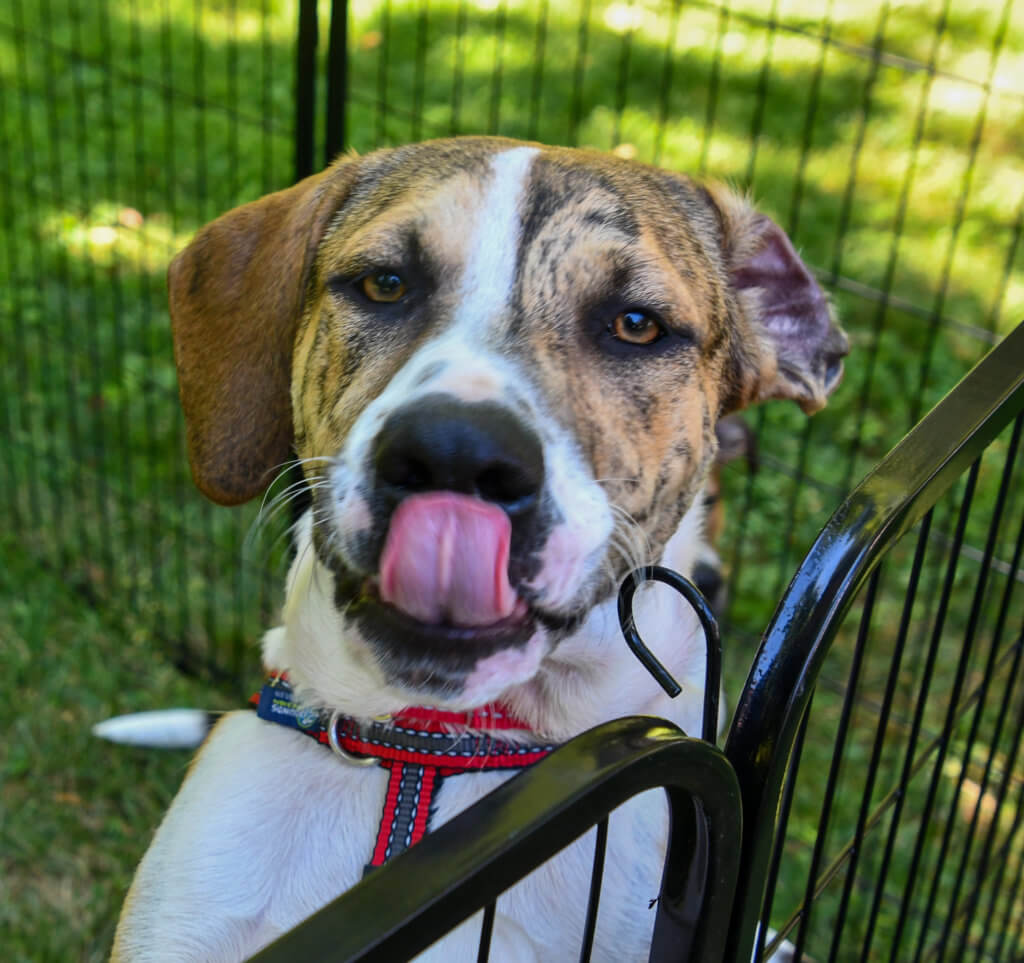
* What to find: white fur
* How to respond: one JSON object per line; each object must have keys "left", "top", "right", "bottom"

{"left": 452, "top": 146, "right": 538, "bottom": 330}
{"left": 114, "top": 502, "right": 707, "bottom": 961}
{"left": 113, "top": 146, "right": 720, "bottom": 962}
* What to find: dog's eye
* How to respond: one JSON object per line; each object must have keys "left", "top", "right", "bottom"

{"left": 610, "top": 311, "right": 665, "bottom": 346}
{"left": 361, "top": 271, "right": 407, "bottom": 303}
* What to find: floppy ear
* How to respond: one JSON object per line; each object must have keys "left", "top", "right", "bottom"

{"left": 709, "top": 186, "right": 849, "bottom": 416}
{"left": 168, "top": 159, "right": 357, "bottom": 505}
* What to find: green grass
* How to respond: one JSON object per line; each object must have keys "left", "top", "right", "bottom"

{"left": 0, "top": 534, "right": 235, "bottom": 962}
{"left": 1, "top": 0, "right": 1023, "bottom": 958}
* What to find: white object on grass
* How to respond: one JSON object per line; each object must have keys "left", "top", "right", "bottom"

{"left": 92, "top": 709, "right": 214, "bottom": 749}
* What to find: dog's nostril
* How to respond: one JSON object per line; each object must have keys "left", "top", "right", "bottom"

{"left": 476, "top": 465, "right": 538, "bottom": 513}
{"left": 372, "top": 395, "right": 544, "bottom": 516}
{"left": 382, "top": 455, "right": 431, "bottom": 493}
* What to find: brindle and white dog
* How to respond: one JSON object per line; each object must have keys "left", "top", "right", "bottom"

{"left": 113, "top": 137, "right": 847, "bottom": 962}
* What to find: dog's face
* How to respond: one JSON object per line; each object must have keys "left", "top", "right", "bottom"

{"left": 170, "top": 137, "right": 847, "bottom": 716}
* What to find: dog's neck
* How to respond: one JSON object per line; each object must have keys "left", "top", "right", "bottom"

{"left": 254, "top": 671, "right": 544, "bottom": 740}
{"left": 265, "top": 497, "right": 711, "bottom": 743}
{"left": 252, "top": 672, "right": 558, "bottom": 869}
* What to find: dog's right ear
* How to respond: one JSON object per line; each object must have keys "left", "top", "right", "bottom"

{"left": 168, "top": 159, "right": 357, "bottom": 505}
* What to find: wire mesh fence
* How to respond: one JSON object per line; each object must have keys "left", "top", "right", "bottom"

{"left": 2, "top": 0, "right": 1023, "bottom": 957}
{"left": 3, "top": 0, "right": 302, "bottom": 681}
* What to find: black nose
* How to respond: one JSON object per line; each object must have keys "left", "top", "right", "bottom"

{"left": 372, "top": 395, "right": 545, "bottom": 517}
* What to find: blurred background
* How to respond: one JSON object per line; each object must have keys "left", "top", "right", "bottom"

{"left": 2, "top": 0, "right": 1022, "bottom": 959}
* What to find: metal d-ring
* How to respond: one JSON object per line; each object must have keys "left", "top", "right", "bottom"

{"left": 617, "top": 565, "right": 722, "bottom": 745}
{"left": 327, "top": 709, "right": 378, "bottom": 766}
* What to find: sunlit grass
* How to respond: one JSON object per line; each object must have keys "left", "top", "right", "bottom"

{"left": 40, "top": 203, "right": 191, "bottom": 272}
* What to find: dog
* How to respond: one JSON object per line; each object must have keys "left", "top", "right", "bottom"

{"left": 112, "top": 136, "right": 847, "bottom": 962}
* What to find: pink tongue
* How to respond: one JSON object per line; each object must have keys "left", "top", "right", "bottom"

{"left": 378, "top": 493, "right": 518, "bottom": 627}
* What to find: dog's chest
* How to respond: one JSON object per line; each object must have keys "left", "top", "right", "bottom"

{"left": 180, "top": 713, "right": 665, "bottom": 960}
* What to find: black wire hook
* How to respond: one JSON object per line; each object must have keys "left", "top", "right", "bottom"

{"left": 617, "top": 565, "right": 723, "bottom": 745}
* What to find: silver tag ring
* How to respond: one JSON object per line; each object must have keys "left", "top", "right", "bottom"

{"left": 327, "top": 709, "right": 378, "bottom": 767}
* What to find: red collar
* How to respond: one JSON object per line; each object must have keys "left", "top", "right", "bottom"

{"left": 252, "top": 674, "right": 556, "bottom": 870}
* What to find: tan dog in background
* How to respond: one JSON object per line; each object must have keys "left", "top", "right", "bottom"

{"left": 113, "top": 137, "right": 846, "bottom": 961}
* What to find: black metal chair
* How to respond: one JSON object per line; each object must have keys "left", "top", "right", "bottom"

{"left": 250, "top": 320, "right": 1024, "bottom": 963}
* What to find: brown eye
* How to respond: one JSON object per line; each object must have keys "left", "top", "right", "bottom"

{"left": 361, "top": 271, "right": 407, "bottom": 303}
{"left": 610, "top": 310, "right": 664, "bottom": 346}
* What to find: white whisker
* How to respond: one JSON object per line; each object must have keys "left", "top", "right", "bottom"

{"left": 247, "top": 482, "right": 323, "bottom": 545}
{"left": 604, "top": 502, "right": 652, "bottom": 583}
{"left": 257, "top": 456, "right": 334, "bottom": 512}
{"left": 245, "top": 474, "right": 330, "bottom": 561}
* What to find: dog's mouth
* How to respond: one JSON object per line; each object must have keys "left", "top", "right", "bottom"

{"left": 376, "top": 492, "right": 526, "bottom": 628}
{"left": 350, "top": 583, "right": 539, "bottom": 692}
{"left": 332, "top": 492, "right": 559, "bottom": 696}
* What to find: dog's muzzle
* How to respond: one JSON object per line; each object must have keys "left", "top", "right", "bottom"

{"left": 341, "top": 395, "right": 551, "bottom": 693}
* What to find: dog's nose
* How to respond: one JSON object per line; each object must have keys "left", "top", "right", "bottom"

{"left": 372, "top": 395, "right": 544, "bottom": 517}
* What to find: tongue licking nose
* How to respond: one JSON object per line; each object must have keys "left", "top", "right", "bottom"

{"left": 378, "top": 492, "right": 520, "bottom": 627}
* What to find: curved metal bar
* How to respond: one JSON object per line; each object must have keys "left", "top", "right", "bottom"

{"left": 722, "top": 320, "right": 1024, "bottom": 963}
{"left": 248, "top": 717, "right": 742, "bottom": 963}
{"left": 618, "top": 565, "right": 723, "bottom": 744}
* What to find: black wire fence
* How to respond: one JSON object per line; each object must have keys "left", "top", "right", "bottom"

{"left": 2, "top": 0, "right": 1022, "bottom": 958}
{"left": 3, "top": 0, "right": 302, "bottom": 681}
{"left": 725, "top": 324, "right": 1024, "bottom": 962}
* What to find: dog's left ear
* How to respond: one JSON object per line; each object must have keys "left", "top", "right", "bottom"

{"left": 710, "top": 187, "right": 850, "bottom": 416}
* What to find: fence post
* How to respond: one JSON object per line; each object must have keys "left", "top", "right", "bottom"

{"left": 326, "top": 0, "right": 348, "bottom": 162}
{"left": 295, "top": 0, "right": 319, "bottom": 181}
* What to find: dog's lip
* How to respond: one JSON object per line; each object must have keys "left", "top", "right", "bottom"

{"left": 350, "top": 567, "right": 589, "bottom": 633}
{"left": 358, "top": 579, "right": 534, "bottom": 641}
{"left": 349, "top": 584, "right": 541, "bottom": 692}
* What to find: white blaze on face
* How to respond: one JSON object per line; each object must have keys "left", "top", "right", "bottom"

{"left": 412, "top": 146, "right": 541, "bottom": 402}
{"left": 328, "top": 143, "right": 614, "bottom": 630}
{"left": 453, "top": 146, "right": 539, "bottom": 329}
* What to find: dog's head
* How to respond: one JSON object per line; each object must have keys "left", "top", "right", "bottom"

{"left": 170, "top": 137, "right": 847, "bottom": 719}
